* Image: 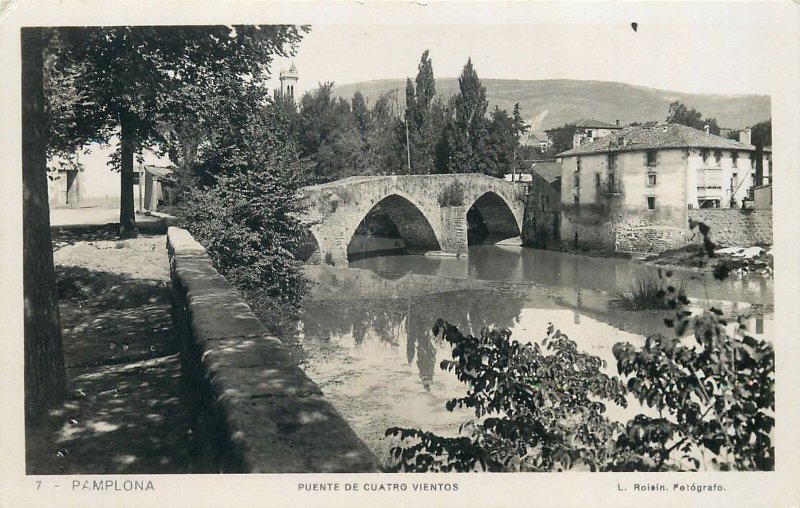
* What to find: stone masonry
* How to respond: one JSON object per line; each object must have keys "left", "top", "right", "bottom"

{"left": 167, "top": 227, "right": 380, "bottom": 472}
{"left": 299, "top": 174, "right": 527, "bottom": 265}
{"left": 688, "top": 209, "right": 773, "bottom": 247}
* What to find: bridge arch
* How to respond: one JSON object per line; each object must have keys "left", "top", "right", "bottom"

{"left": 466, "top": 191, "right": 521, "bottom": 245}
{"left": 347, "top": 193, "right": 442, "bottom": 261}
{"left": 294, "top": 228, "right": 322, "bottom": 263}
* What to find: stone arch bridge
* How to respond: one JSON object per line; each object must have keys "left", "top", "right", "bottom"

{"left": 298, "top": 174, "right": 526, "bottom": 266}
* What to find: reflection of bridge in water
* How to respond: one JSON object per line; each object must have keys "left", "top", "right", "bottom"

{"left": 298, "top": 174, "right": 526, "bottom": 266}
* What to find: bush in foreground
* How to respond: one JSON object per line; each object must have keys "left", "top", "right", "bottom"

{"left": 386, "top": 262, "right": 774, "bottom": 472}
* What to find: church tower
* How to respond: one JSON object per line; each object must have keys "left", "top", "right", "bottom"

{"left": 279, "top": 62, "right": 299, "bottom": 99}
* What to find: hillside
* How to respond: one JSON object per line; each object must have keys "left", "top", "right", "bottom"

{"left": 331, "top": 79, "right": 771, "bottom": 133}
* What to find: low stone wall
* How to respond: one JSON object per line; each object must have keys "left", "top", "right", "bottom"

{"left": 167, "top": 227, "right": 380, "bottom": 473}
{"left": 614, "top": 223, "right": 689, "bottom": 256}
{"left": 688, "top": 209, "right": 773, "bottom": 247}
{"left": 559, "top": 207, "right": 616, "bottom": 251}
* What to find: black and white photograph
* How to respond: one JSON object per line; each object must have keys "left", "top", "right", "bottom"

{"left": 2, "top": 1, "right": 799, "bottom": 507}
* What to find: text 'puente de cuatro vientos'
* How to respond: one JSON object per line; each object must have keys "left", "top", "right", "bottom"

{"left": 297, "top": 174, "right": 527, "bottom": 266}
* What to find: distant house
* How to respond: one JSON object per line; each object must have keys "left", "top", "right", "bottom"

{"left": 568, "top": 118, "right": 623, "bottom": 149}
{"left": 522, "top": 132, "right": 550, "bottom": 153}
{"left": 555, "top": 123, "right": 762, "bottom": 253}
{"left": 142, "top": 165, "right": 175, "bottom": 211}
{"left": 47, "top": 141, "right": 172, "bottom": 209}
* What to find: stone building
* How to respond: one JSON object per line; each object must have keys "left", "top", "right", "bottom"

{"left": 566, "top": 118, "right": 623, "bottom": 149}
{"left": 555, "top": 123, "right": 764, "bottom": 254}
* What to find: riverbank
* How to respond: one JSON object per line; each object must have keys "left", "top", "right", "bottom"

{"left": 645, "top": 243, "right": 774, "bottom": 276}
{"left": 26, "top": 228, "right": 196, "bottom": 474}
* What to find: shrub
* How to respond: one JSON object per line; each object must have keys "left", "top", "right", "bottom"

{"left": 437, "top": 180, "right": 465, "bottom": 207}
{"left": 612, "top": 272, "right": 774, "bottom": 471}
{"left": 386, "top": 321, "right": 628, "bottom": 472}
{"left": 613, "top": 272, "right": 685, "bottom": 310}
{"left": 386, "top": 224, "right": 774, "bottom": 471}
{"left": 174, "top": 104, "right": 311, "bottom": 310}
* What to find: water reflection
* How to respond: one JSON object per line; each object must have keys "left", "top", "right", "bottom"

{"left": 351, "top": 245, "right": 774, "bottom": 307}
{"left": 301, "top": 287, "right": 529, "bottom": 390}
{"left": 299, "top": 246, "right": 774, "bottom": 462}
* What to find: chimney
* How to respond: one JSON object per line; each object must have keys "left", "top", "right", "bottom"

{"left": 739, "top": 127, "right": 752, "bottom": 146}
{"left": 572, "top": 132, "right": 583, "bottom": 149}
{"left": 704, "top": 125, "right": 710, "bottom": 134}
{"left": 616, "top": 119, "right": 620, "bottom": 126}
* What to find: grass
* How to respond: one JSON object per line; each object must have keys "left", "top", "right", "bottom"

{"left": 614, "top": 273, "right": 686, "bottom": 310}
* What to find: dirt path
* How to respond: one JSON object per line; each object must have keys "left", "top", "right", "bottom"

{"left": 26, "top": 231, "right": 197, "bottom": 474}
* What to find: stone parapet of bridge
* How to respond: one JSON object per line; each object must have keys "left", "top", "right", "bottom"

{"left": 298, "top": 174, "right": 526, "bottom": 266}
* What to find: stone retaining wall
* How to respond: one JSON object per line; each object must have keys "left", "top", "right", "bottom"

{"left": 688, "top": 209, "right": 773, "bottom": 247}
{"left": 167, "top": 227, "right": 380, "bottom": 473}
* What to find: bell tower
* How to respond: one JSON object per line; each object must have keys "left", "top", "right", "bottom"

{"left": 279, "top": 62, "right": 299, "bottom": 99}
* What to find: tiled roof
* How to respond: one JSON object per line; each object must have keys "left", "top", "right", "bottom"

{"left": 530, "top": 161, "right": 563, "bottom": 183}
{"left": 557, "top": 123, "right": 755, "bottom": 157}
{"left": 571, "top": 118, "right": 622, "bottom": 129}
{"left": 526, "top": 133, "right": 547, "bottom": 144}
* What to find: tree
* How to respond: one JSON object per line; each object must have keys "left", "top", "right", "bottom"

{"left": 404, "top": 50, "right": 439, "bottom": 174}
{"left": 750, "top": 119, "right": 772, "bottom": 147}
{"left": 46, "top": 25, "right": 307, "bottom": 237}
{"left": 443, "top": 58, "right": 490, "bottom": 174}
{"left": 666, "top": 101, "right": 720, "bottom": 135}
{"left": 510, "top": 103, "right": 530, "bottom": 179}
{"left": 749, "top": 119, "right": 772, "bottom": 185}
{"left": 351, "top": 91, "right": 369, "bottom": 138}
{"left": 175, "top": 97, "right": 312, "bottom": 315}
{"left": 485, "top": 106, "right": 516, "bottom": 177}
{"left": 23, "top": 27, "right": 67, "bottom": 418}
{"left": 544, "top": 123, "right": 579, "bottom": 156}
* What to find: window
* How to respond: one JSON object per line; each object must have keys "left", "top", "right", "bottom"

{"left": 608, "top": 153, "right": 617, "bottom": 170}
{"left": 731, "top": 152, "right": 738, "bottom": 168}
{"left": 647, "top": 173, "right": 657, "bottom": 186}
{"left": 132, "top": 172, "right": 140, "bottom": 185}
{"left": 646, "top": 150, "right": 657, "bottom": 166}
{"left": 714, "top": 150, "right": 722, "bottom": 166}
{"left": 576, "top": 157, "right": 581, "bottom": 171}
{"left": 701, "top": 149, "right": 710, "bottom": 163}
{"left": 646, "top": 196, "right": 656, "bottom": 210}
{"left": 595, "top": 173, "right": 601, "bottom": 187}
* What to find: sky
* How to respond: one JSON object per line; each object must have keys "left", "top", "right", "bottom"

{"left": 267, "top": 6, "right": 778, "bottom": 98}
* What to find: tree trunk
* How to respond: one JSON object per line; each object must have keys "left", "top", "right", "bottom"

{"left": 119, "top": 113, "right": 137, "bottom": 238}
{"left": 22, "top": 27, "right": 67, "bottom": 419}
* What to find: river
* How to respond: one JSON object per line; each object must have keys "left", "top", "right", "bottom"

{"left": 297, "top": 245, "right": 774, "bottom": 466}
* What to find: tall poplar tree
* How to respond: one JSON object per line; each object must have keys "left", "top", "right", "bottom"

{"left": 404, "top": 50, "right": 438, "bottom": 174}
{"left": 444, "top": 58, "right": 490, "bottom": 174}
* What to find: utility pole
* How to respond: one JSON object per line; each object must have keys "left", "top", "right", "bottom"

{"left": 405, "top": 111, "right": 412, "bottom": 174}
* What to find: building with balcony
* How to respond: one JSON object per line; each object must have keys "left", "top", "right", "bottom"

{"left": 555, "top": 123, "right": 762, "bottom": 254}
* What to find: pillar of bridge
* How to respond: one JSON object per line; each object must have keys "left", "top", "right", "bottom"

{"left": 436, "top": 205, "right": 469, "bottom": 256}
